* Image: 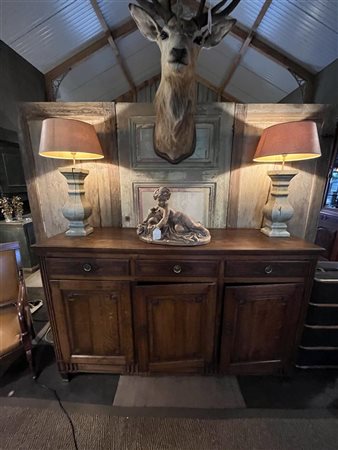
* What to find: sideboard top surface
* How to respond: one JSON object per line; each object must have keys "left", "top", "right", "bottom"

{"left": 33, "top": 228, "right": 323, "bottom": 256}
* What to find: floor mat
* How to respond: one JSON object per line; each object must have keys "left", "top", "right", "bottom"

{"left": 113, "top": 375, "right": 246, "bottom": 408}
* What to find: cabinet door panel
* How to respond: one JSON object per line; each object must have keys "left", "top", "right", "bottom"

{"left": 50, "top": 280, "right": 133, "bottom": 370}
{"left": 221, "top": 284, "right": 304, "bottom": 374}
{"left": 134, "top": 283, "right": 217, "bottom": 373}
{"left": 66, "top": 291, "right": 121, "bottom": 356}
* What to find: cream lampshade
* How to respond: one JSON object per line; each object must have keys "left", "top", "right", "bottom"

{"left": 253, "top": 121, "right": 321, "bottom": 238}
{"left": 39, "top": 118, "right": 104, "bottom": 237}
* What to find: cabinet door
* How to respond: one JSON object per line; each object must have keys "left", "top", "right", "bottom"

{"left": 220, "top": 284, "right": 304, "bottom": 374}
{"left": 134, "top": 283, "right": 217, "bottom": 373}
{"left": 50, "top": 280, "right": 133, "bottom": 373}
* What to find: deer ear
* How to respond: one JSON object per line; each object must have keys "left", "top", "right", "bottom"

{"left": 203, "top": 18, "right": 236, "bottom": 48}
{"left": 129, "top": 4, "right": 161, "bottom": 42}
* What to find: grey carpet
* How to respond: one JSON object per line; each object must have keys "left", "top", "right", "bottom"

{"left": 1, "top": 401, "right": 338, "bottom": 450}
{"left": 113, "top": 376, "right": 246, "bottom": 408}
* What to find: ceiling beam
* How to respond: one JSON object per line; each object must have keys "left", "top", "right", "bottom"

{"left": 90, "top": 0, "right": 136, "bottom": 93}
{"left": 187, "top": 0, "right": 314, "bottom": 82}
{"left": 45, "top": 20, "right": 137, "bottom": 84}
{"left": 114, "top": 73, "right": 240, "bottom": 103}
{"left": 231, "top": 24, "right": 314, "bottom": 82}
{"left": 45, "top": 2, "right": 315, "bottom": 100}
{"left": 218, "top": 0, "right": 272, "bottom": 97}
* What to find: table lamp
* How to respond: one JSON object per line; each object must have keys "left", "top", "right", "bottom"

{"left": 39, "top": 118, "right": 104, "bottom": 236}
{"left": 253, "top": 121, "right": 321, "bottom": 237}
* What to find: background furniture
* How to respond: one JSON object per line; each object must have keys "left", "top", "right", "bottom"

{"left": 297, "top": 261, "right": 338, "bottom": 368}
{"left": 0, "top": 128, "right": 30, "bottom": 218}
{"left": 0, "top": 242, "right": 35, "bottom": 377}
{"left": 315, "top": 140, "right": 338, "bottom": 261}
{"left": 0, "top": 218, "right": 38, "bottom": 270}
{"left": 0, "top": 131, "right": 26, "bottom": 195}
{"left": 34, "top": 228, "right": 322, "bottom": 380}
{"left": 315, "top": 208, "right": 338, "bottom": 261}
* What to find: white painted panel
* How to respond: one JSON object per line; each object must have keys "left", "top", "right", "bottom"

{"left": 3, "top": 0, "right": 103, "bottom": 73}
{"left": 58, "top": 63, "right": 128, "bottom": 101}
{"left": 2, "top": 0, "right": 69, "bottom": 43}
{"left": 230, "top": 64, "right": 288, "bottom": 103}
{"left": 117, "top": 103, "right": 234, "bottom": 229}
{"left": 258, "top": 0, "right": 338, "bottom": 72}
{"left": 118, "top": 30, "right": 158, "bottom": 59}
{"left": 197, "top": 64, "right": 223, "bottom": 87}
{"left": 226, "top": 83, "right": 259, "bottom": 103}
{"left": 58, "top": 46, "right": 116, "bottom": 93}
{"left": 125, "top": 46, "right": 161, "bottom": 85}
{"left": 198, "top": 51, "right": 234, "bottom": 86}
{"left": 197, "top": 34, "right": 242, "bottom": 85}
{"left": 137, "top": 185, "right": 214, "bottom": 226}
{"left": 98, "top": 0, "right": 132, "bottom": 28}
{"left": 242, "top": 47, "right": 298, "bottom": 93}
{"left": 214, "top": 34, "right": 243, "bottom": 55}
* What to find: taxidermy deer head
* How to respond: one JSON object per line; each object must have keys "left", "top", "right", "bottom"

{"left": 129, "top": 0, "right": 240, "bottom": 163}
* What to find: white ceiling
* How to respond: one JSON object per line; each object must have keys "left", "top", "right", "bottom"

{"left": 1, "top": 0, "right": 337, "bottom": 103}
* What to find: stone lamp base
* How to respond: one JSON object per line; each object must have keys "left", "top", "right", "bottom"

{"left": 261, "top": 169, "right": 298, "bottom": 238}
{"left": 59, "top": 167, "right": 93, "bottom": 236}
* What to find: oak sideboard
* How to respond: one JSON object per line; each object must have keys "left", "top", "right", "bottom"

{"left": 34, "top": 228, "right": 323, "bottom": 380}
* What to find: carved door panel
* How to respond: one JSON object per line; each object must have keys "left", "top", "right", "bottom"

{"left": 134, "top": 283, "right": 217, "bottom": 373}
{"left": 117, "top": 103, "right": 235, "bottom": 229}
{"left": 220, "top": 283, "right": 304, "bottom": 374}
{"left": 50, "top": 280, "right": 133, "bottom": 372}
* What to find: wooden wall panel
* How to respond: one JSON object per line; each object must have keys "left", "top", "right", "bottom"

{"left": 228, "top": 104, "right": 337, "bottom": 240}
{"left": 18, "top": 102, "right": 337, "bottom": 242}
{"left": 18, "top": 103, "right": 121, "bottom": 241}
{"left": 117, "top": 103, "right": 235, "bottom": 229}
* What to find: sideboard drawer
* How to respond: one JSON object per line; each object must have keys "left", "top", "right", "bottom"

{"left": 225, "top": 260, "right": 310, "bottom": 279}
{"left": 135, "top": 259, "right": 219, "bottom": 278}
{"left": 46, "top": 257, "right": 130, "bottom": 279}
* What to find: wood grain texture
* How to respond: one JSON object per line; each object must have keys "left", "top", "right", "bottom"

{"left": 18, "top": 103, "right": 121, "bottom": 241}
{"left": 37, "top": 228, "right": 321, "bottom": 377}
{"left": 134, "top": 283, "right": 217, "bottom": 373}
{"left": 33, "top": 228, "right": 323, "bottom": 256}
{"left": 220, "top": 283, "right": 304, "bottom": 374}
{"left": 18, "top": 102, "right": 337, "bottom": 242}
{"left": 117, "top": 102, "right": 234, "bottom": 228}
{"left": 50, "top": 279, "right": 133, "bottom": 369}
{"left": 228, "top": 104, "right": 337, "bottom": 239}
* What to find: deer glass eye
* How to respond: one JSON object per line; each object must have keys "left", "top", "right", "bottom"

{"left": 193, "top": 36, "right": 203, "bottom": 46}
{"left": 160, "top": 30, "right": 169, "bottom": 40}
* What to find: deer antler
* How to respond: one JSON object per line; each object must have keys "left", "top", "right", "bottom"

{"left": 137, "top": 0, "right": 173, "bottom": 23}
{"left": 194, "top": 0, "right": 241, "bottom": 28}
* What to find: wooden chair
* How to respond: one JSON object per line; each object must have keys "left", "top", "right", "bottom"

{"left": 0, "top": 242, "right": 35, "bottom": 378}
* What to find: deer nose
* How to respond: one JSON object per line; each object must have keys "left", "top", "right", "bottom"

{"left": 171, "top": 48, "right": 187, "bottom": 61}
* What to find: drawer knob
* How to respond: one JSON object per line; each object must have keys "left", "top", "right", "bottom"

{"left": 82, "top": 263, "right": 92, "bottom": 272}
{"left": 264, "top": 265, "right": 273, "bottom": 274}
{"left": 172, "top": 264, "right": 182, "bottom": 274}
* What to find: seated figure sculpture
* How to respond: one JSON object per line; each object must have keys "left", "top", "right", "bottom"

{"left": 137, "top": 187, "right": 211, "bottom": 246}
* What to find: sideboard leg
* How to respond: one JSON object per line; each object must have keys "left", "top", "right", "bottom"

{"left": 60, "top": 372, "right": 71, "bottom": 382}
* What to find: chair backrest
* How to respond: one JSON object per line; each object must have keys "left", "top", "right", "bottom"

{"left": 0, "top": 242, "right": 22, "bottom": 306}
